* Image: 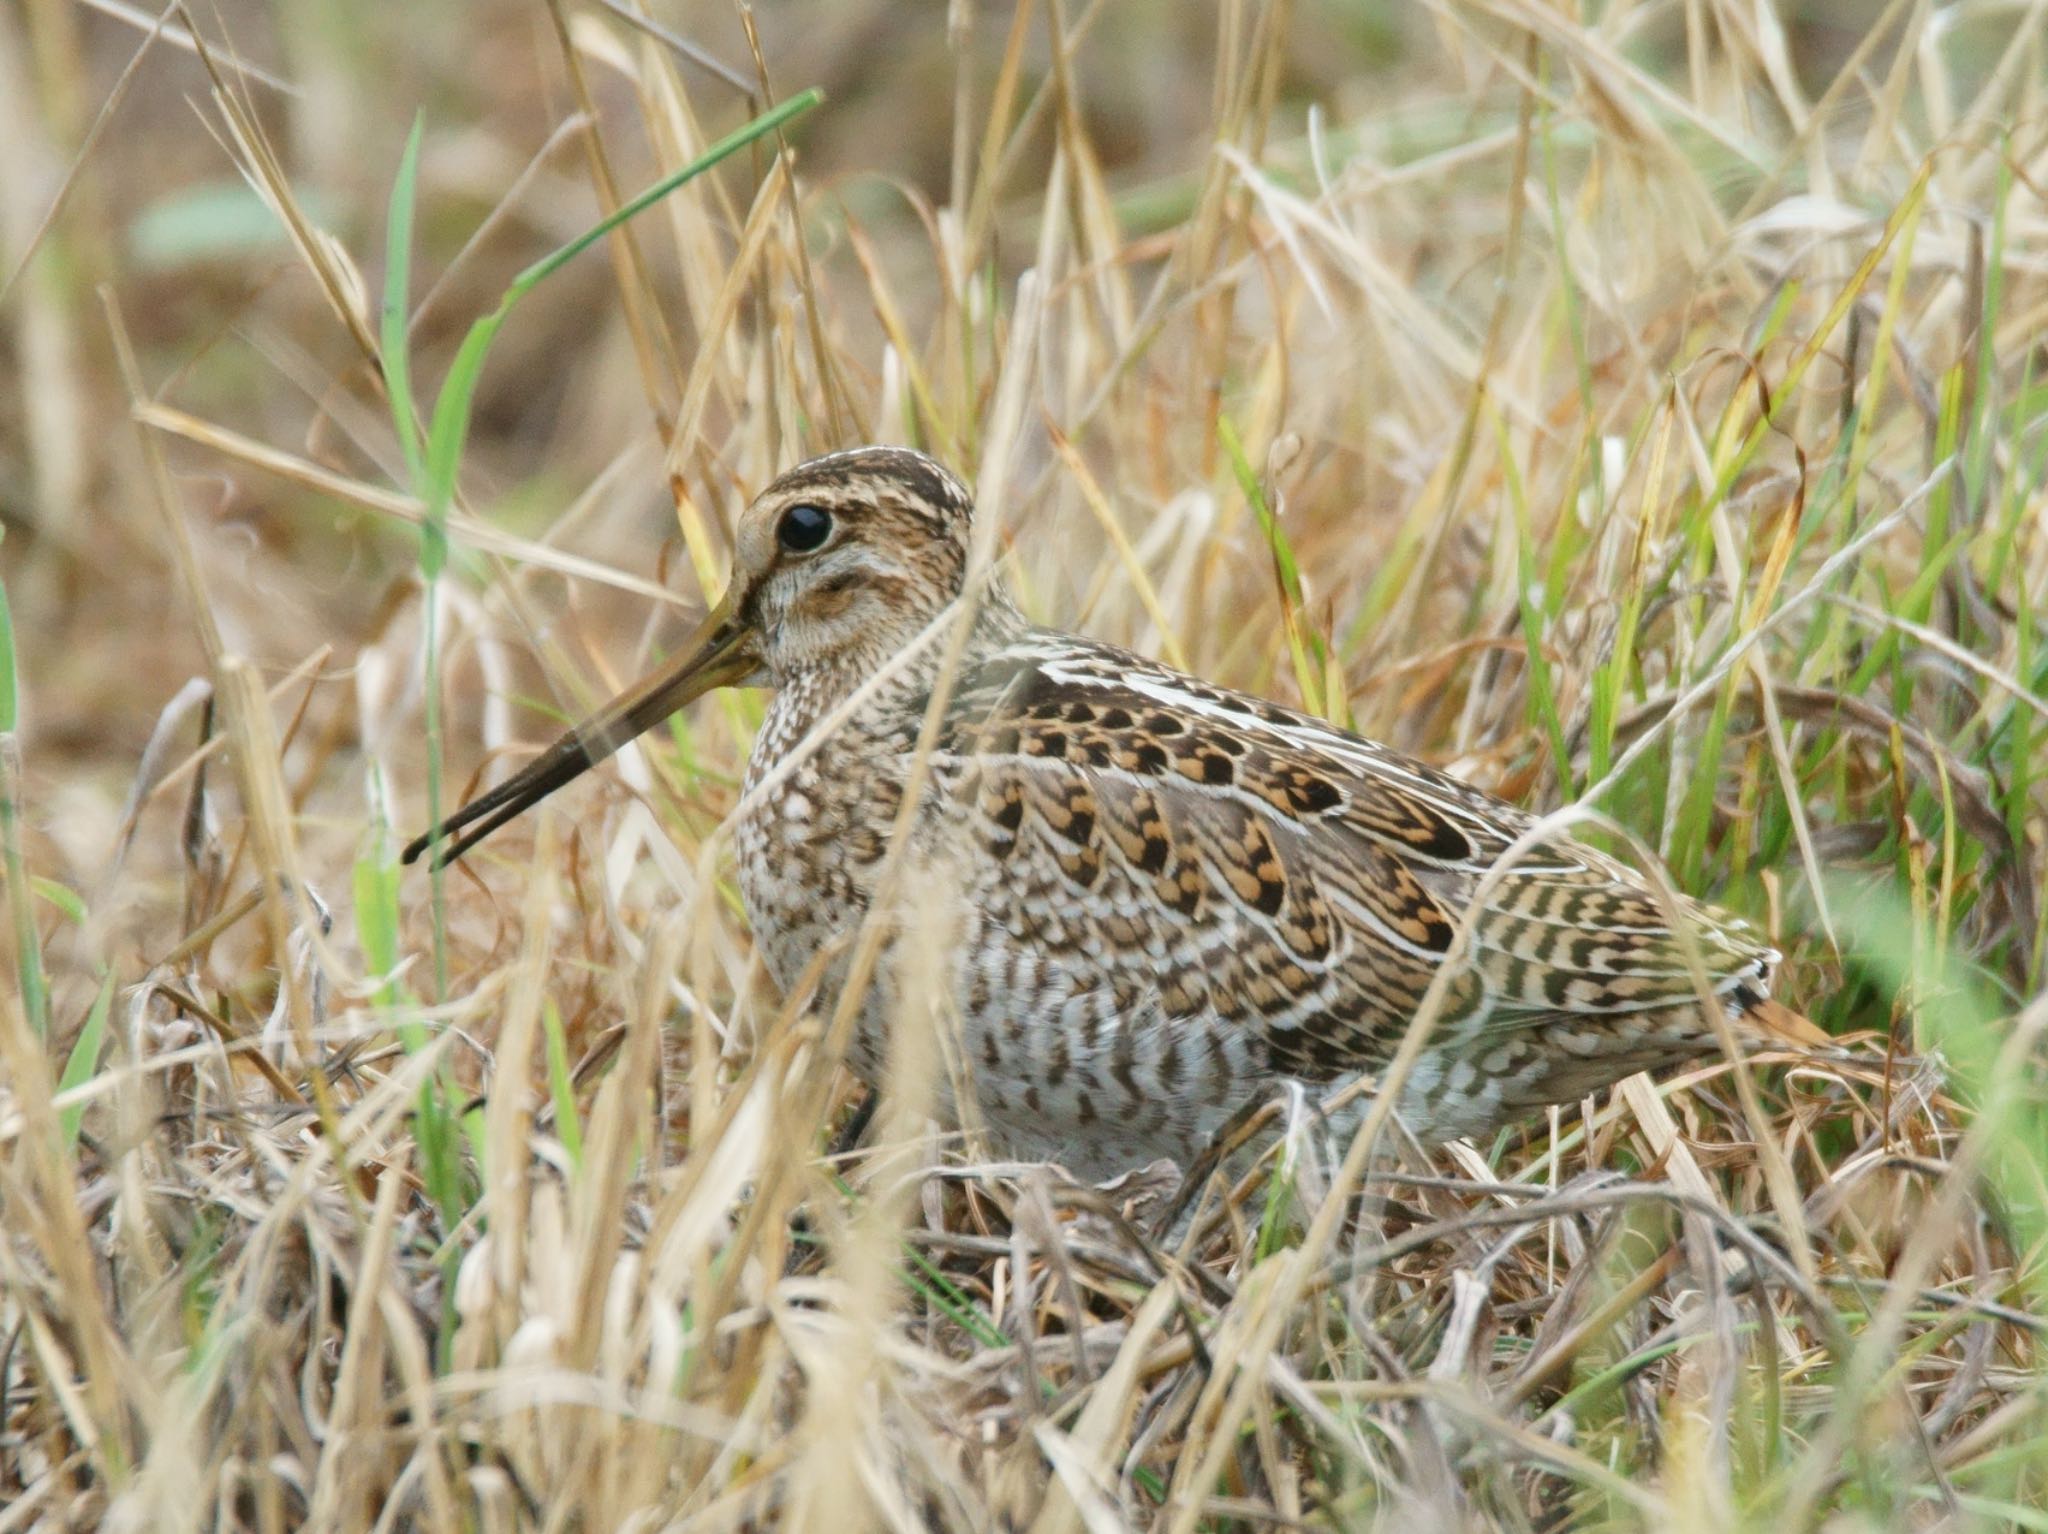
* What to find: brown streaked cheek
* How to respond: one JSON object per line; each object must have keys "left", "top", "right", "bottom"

{"left": 862, "top": 573, "right": 913, "bottom": 605}
{"left": 800, "top": 582, "right": 862, "bottom": 623}
{"left": 798, "top": 572, "right": 910, "bottom": 626}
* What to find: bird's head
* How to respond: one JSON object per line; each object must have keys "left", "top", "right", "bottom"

{"left": 403, "top": 446, "right": 988, "bottom": 868}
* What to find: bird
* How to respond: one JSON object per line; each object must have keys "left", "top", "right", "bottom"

{"left": 404, "top": 445, "right": 1825, "bottom": 1181}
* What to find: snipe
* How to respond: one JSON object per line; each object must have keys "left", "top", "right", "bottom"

{"left": 405, "top": 447, "right": 1822, "bottom": 1179}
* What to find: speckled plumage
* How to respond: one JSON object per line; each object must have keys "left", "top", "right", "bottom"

{"left": 412, "top": 446, "right": 1823, "bottom": 1180}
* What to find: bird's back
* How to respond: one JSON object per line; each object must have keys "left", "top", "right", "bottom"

{"left": 738, "top": 623, "right": 1820, "bottom": 1175}
{"left": 936, "top": 630, "right": 1815, "bottom": 1159}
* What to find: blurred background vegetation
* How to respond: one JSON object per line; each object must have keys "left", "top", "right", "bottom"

{"left": 0, "top": 0, "right": 1979, "bottom": 789}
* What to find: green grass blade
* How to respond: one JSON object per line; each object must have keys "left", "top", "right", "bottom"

{"left": 1218, "top": 413, "right": 1327, "bottom": 716}
{"left": 355, "top": 766, "right": 406, "bottom": 1009}
{"left": 59, "top": 974, "right": 114, "bottom": 1148}
{"left": 1490, "top": 403, "right": 1572, "bottom": 793}
{"left": 416, "top": 88, "right": 826, "bottom": 554}
{"left": 32, "top": 875, "right": 87, "bottom": 927}
{"left": 420, "top": 310, "right": 506, "bottom": 569}
{"left": 0, "top": 546, "right": 46, "bottom": 1038}
{"left": 899, "top": 1242, "right": 1010, "bottom": 1349}
{"left": 542, "top": 998, "right": 582, "bottom": 1164}
{"left": 381, "top": 113, "right": 425, "bottom": 483}
{"left": 506, "top": 88, "right": 823, "bottom": 302}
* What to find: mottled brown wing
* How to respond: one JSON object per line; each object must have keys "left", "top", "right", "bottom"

{"left": 928, "top": 634, "right": 1787, "bottom": 1093}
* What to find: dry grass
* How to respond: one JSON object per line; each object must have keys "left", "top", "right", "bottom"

{"left": 3, "top": 1, "right": 2047, "bottom": 1528}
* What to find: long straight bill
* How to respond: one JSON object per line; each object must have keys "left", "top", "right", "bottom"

{"left": 403, "top": 604, "right": 754, "bottom": 869}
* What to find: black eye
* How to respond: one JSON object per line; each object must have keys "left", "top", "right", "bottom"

{"left": 777, "top": 503, "right": 833, "bottom": 553}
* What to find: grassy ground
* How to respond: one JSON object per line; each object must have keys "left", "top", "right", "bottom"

{"left": 3, "top": 1, "right": 2047, "bottom": 1528}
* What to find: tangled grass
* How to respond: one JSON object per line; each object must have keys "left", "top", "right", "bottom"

{"left": 3, "top": 1, "right": 2047, "bottom": 1528}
